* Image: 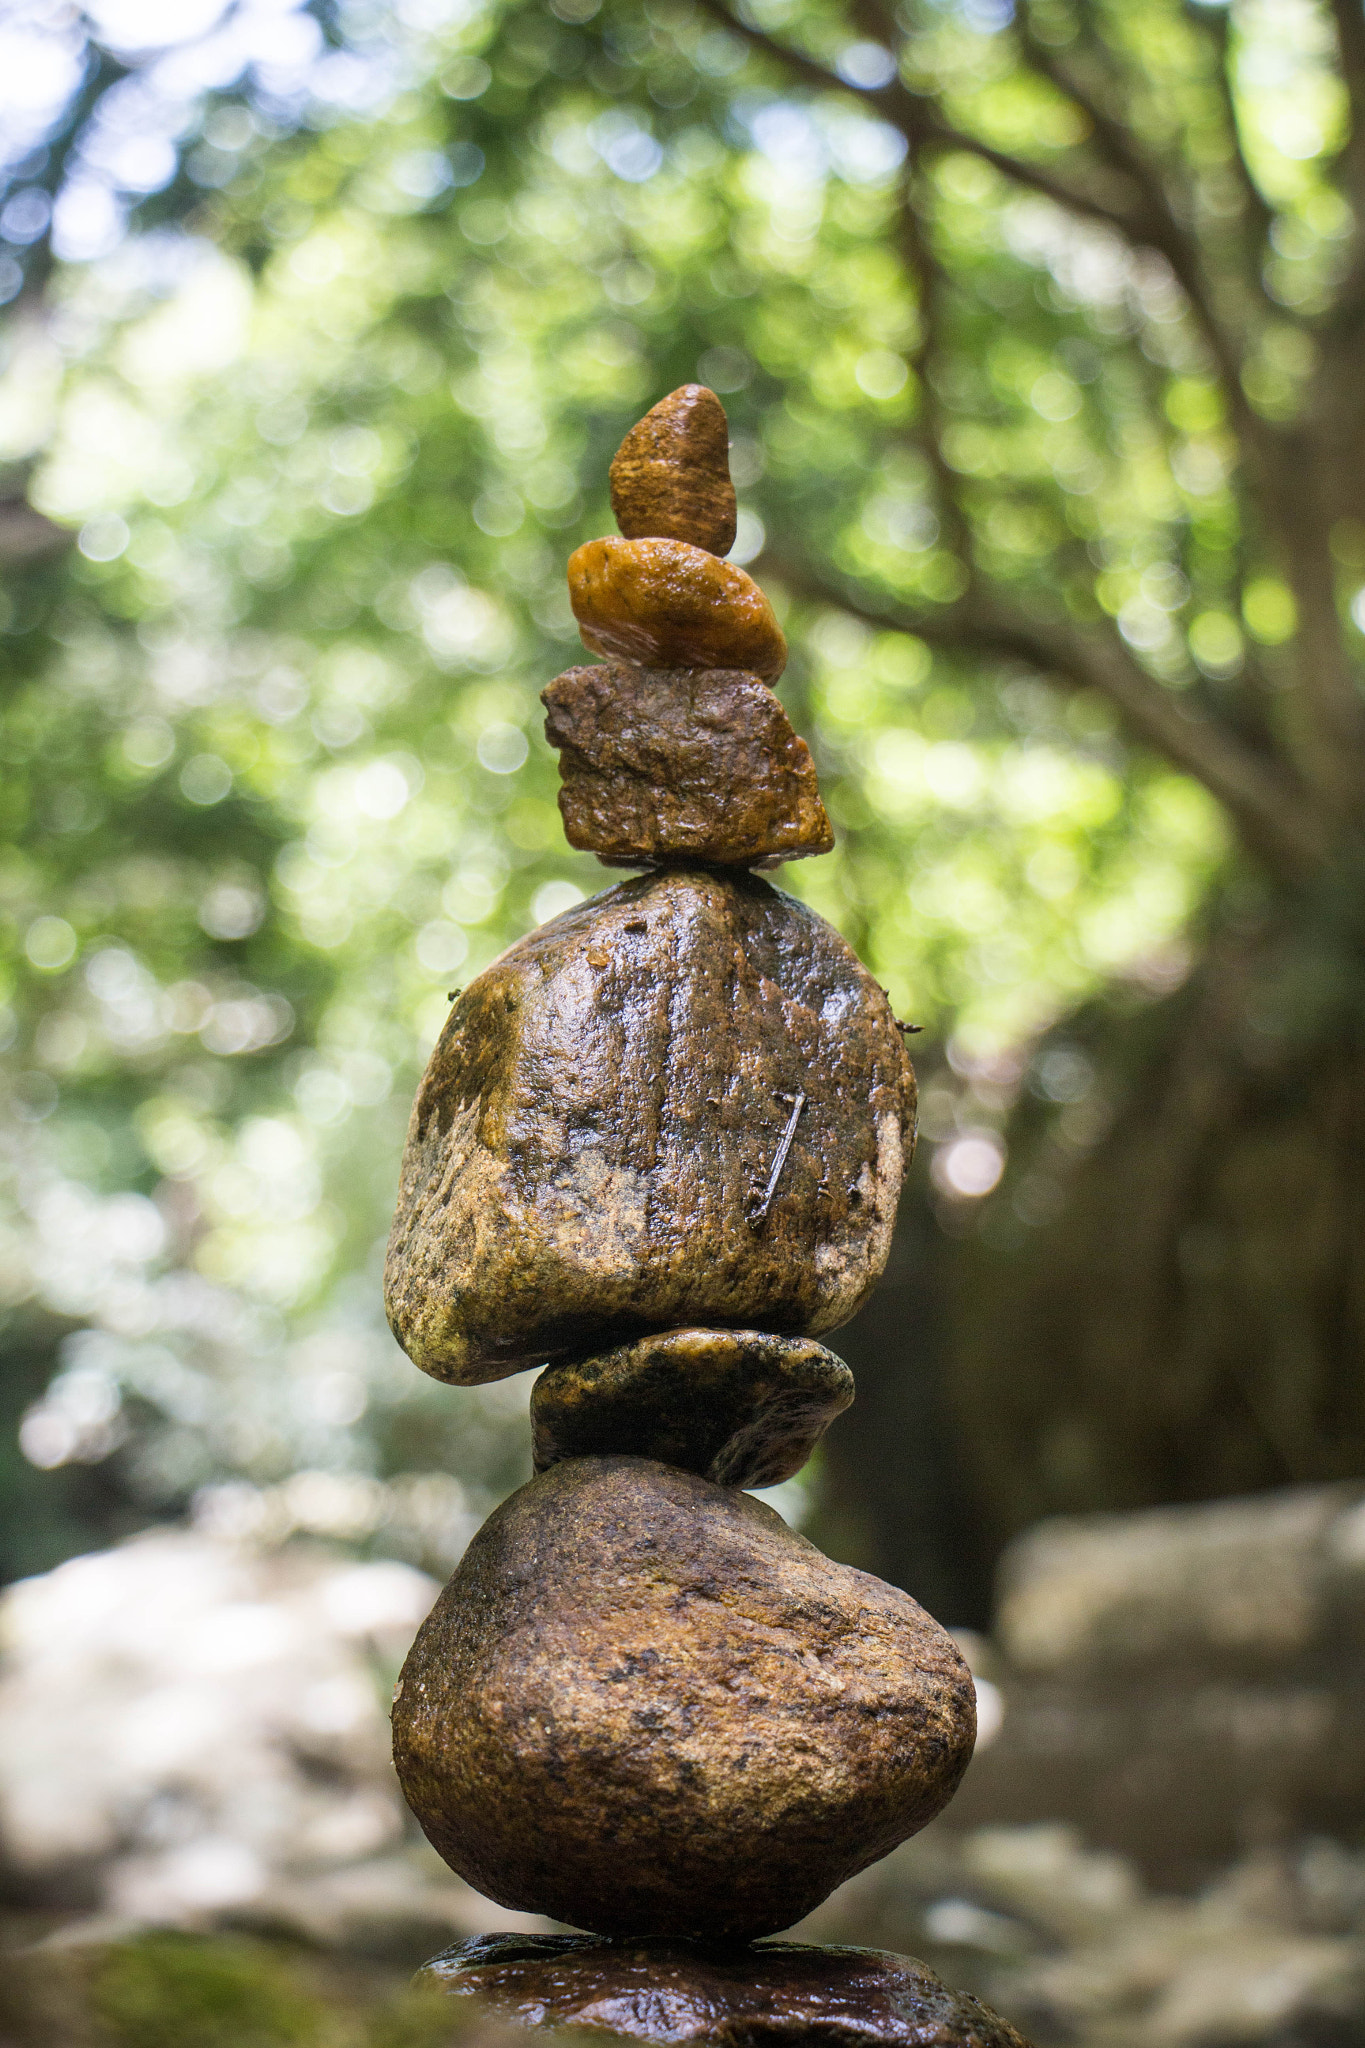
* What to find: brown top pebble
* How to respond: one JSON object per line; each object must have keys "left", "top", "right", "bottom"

{"left": 568, "top": 537, "right": 787, "bottom": 678}
{"left": 609, "top": 384, "right": 738, "bottom": 558}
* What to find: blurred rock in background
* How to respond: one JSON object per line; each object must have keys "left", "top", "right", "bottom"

{"left": 0, "top": 1527, "right": 551, "bottom": 1965}
{"left": 951, "top": 1483, "right": 1365, "bottom": 1881}
{"left": 802, "top": 1825, "right": 1365, "bottom": 2048}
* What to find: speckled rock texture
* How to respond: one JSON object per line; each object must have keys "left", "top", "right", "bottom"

{"left": 609, "top": 384, "right": 737, "bottom": 558}
{"left": 542, "top": 662, "right": 832, "bottom": 869}
{"left": 568, "top": 537, "right": 787, "bottom": 679}
{"left": 419, "top": 1934, "right": 1030, "bottom": 2047}
{"left": 530, "top": 1328, "right": 853, "bottom": 1489}
{"left": 391, "top": 1457, "right": 977, "bottom": 1940}
{"left": 383, "top": 867, "right": 916, "bottom": 1385}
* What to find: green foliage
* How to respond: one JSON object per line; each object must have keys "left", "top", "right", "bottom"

{"left": 0, "top": 1929, "right": 521, "bottom": 2048}
{"left": 93, "top": 1934, "right": 325, "bottom": 2048}
{"left": 9, "top": 0, "right": 1360, "bottom": 1572}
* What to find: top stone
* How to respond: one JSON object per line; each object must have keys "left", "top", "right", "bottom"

{"left": 609, "top": 384, "right": 737, "bottom": 558}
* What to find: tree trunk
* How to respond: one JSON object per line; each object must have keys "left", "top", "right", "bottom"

{"left": 815, "top": 1178, "right": 991, "bottom": 1626}
{"left": 696, "top": 0, "right": 1365, "bottom": 1566}
{"left": 947, "top": 891, "right": 1365, "bottom": 1556}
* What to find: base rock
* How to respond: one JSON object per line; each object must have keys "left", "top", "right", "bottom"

{"left": 391, "top": 1457, "right": 975, "bottom": 1941}
{"left": 531, "top": 1328, "right": 853, "bottom": 1489}
{"left": 543, "top": 663, "right": 832, "bottom": 868}
{"left": 384, "top": 867, "right": 916, "bottom": 1384}
{"left": 417, "top": 1934, "right": 1030, "bottom": 2048}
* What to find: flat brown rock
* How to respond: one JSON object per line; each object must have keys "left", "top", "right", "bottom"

{"left": 392, "top": 1458, "right": 976, "bottom": 1940}
{"left": 568, "top": 538, "right": 787, "bottom": 679}
{"left": 383, "top": 867, "right": 916, "bottom": 1385}
{"left": 531, "top": 1328, "right": 853, "bottom": 1488}
{"left": 542, "top": 663, "right": 832, "bottom": 868}
{"left": 419, "top": 1934, "right": 1031, "bottom": 2047}
{"left": 609, "top": 384, "right": 737, "bottom": 558}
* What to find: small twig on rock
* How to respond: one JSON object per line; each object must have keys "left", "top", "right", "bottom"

{"left": 749, "top": 1091, "right": 806, "bottom": 1228}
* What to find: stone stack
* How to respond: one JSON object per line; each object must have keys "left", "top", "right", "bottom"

{"left": 383, "top": 388, "right": 998, "bottom": 2034}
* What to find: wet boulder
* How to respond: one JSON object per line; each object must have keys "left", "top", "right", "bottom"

{"left": 392, "top": 1457, "right": 976, "bottom": 1940}
{"left": 383, "top": 867, "right": 916, "bottom": 1385}
{"left": 531, "top": 1327, "right": 853, "bottom": 1489}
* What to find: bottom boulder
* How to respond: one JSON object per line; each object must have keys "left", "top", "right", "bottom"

{"left": 391, "top": 1457, "right": 976, "bottom": 1940}
{"left": 418, "top": 1933, "right": 1030, "bottom": 2047}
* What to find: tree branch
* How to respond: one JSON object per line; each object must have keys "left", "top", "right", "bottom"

{"left": 700, "top": 0, "right": 1364, "bottom": 829}
{"left": 844, "top": 0, "right": 904, "bottom": 54}
{"left": 765, "top": 550, "right": 1334, "bottom": 879}
{"left": 1321, "top": 0, "right": 1365, "bottom": 345}
{"left": 893, "top": 181, "right": 972, "bottom": 563}
{"left": 698, "top": 0, "right": 1272, "bottom": 455}
{"left": 1015, "top": 2, "right": 1258, "bottom": 385}
{"left": 1184, "top": 1, "right": 1276, "bottom": 284}
{"left": 696, "top": 0, "right": 1156, "bottom": 241}
{"left": 882, "top": 76, "right": 1312, "bottom": 845}
{"left": 7, "top": 44, "right": 131, "bottom": 309}
{"left": 1329, "top": 0, "right": 1365, "bottom": 208}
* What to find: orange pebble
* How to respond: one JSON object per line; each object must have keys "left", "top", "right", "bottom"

{"left": 566, "top": 536, "right": 787, "bottom": 679}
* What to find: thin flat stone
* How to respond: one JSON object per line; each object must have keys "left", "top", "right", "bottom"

{"left": 531, "top": 1328, "right": 853, "bottom": 1489}
{"left": 568, "top": 537, "right": 787, "bottom": 679}
{"left": 542, "top": 663, "right": 832, "bottom": 868}
{"left": 609, "top": 384, "right": 737, "bottom": 558}
{"left": 418, "top": 1935, "right": 1032, "bottom": 2047}
{"left": 392, "top": 1457, "right": 977, "bottom": 1940}
{"left": 383, "top": 867, "right": 917, "bottom": 1385}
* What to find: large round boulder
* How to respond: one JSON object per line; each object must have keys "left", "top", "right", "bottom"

{"left": 392, "top": 1457, "right": 976, "bottom": 1941}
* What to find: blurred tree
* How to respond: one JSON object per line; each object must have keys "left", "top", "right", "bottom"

{"left": 686, "top": 0, "right": 1365, "bottom": 1551}
{"left": 0, "top": 2, "right": 352, "bottom": 312}
{"left": 1, "top": 0, "right": 1359, "bottom": 1608}
{"left": 705, "top": 0, "right": 1365, "bottom": 1545}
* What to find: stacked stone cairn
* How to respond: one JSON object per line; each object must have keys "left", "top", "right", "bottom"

{"left": 385, "top": 389, "right": 1017, "bottom": 2042}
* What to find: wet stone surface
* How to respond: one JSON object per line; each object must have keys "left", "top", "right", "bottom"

{"left": 392, "top": 1458, "right": 977, "bottom": 1941}
{"left": 417, "top": 1936, "right": 1028, "bottom": 2046}
{"left": 383, "top": 866, "right": 916, "bottom": 1385}
{"left": 568, "top": 537, "right": 787, "bottom": 679}
{"left": 531, "top": 1328, "right": 853, "bottom": 1489}
{"left": 609, "top": 383, "right": 737, "bottom": 558}
{"left": 542, "top": 663, "right": 832, "bottom": 869}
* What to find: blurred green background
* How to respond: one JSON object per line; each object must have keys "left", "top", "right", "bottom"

{"left": 1, "top": 0, "right": 1362, "bottom": 1626}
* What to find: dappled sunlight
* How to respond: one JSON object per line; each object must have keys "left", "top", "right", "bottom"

{"left": 0, "top": 1, "right": 1246, "bottom": 1531}
{"left": 1, "top": 6, "right": 1363, "bottom": 2025}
